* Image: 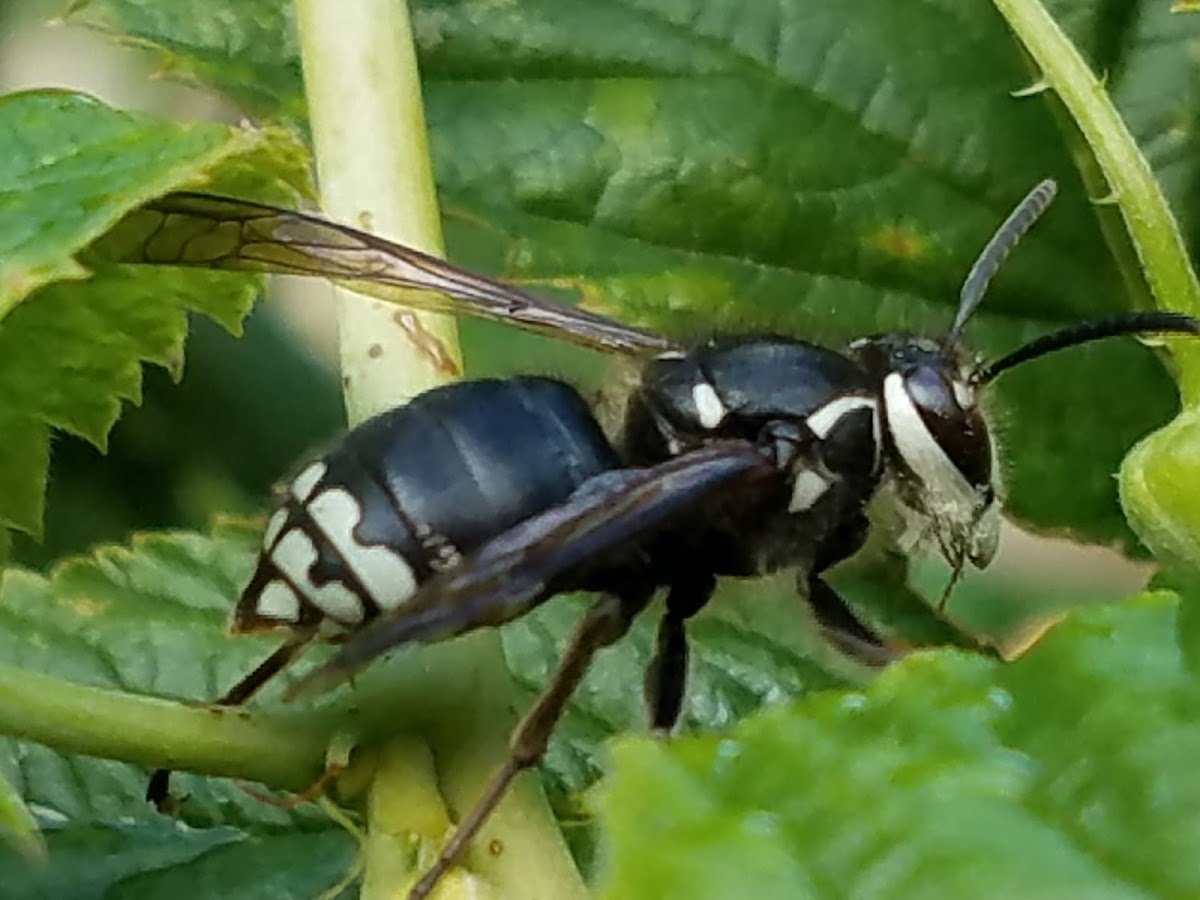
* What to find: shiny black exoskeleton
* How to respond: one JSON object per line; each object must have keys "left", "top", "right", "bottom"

{"left": 232, "top": 333, "right": 894, "bottom": 703}
{"left": 233, "top": 377, "right": 622, "bottom": 637}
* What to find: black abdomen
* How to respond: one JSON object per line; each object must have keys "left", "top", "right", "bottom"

{"left": 235, "top": 377, "right": 619, "bottom": 635}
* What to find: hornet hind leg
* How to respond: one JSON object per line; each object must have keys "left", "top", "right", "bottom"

{"left": 407, "top": 588, "right": 651, "bottom": 900}
{"left": 146, "top": 632, "right": 316, "bottom": 811}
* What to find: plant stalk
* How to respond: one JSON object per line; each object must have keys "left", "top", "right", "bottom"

{"left": 994, "top": 0, "right": 1200, "bottom": 403}
{"left": 292, "top": 1, "right": 586, "bottom": 897}
{"left": 295, "top": 0, "right": 461, "bottom": 423}
{"left": 0, "top": 662, "right": 329, "bottom": 789}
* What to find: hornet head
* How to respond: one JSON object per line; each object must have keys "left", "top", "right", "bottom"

{"left": 848, "top": 180, "right": 1197, "bottom": 594}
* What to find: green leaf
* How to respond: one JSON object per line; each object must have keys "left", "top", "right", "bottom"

{"left": 0, "top": 526, "right": 360, "bottom": 899}
{"left": 1121, "top": 407, "right": 1200, "bottom": 569}
{"left": 0, "top": 90, "right": 307, "bottom": 312}
{"left": 0, "top": 527, "right": 337, "bottom": 806}
{"left": 598, "top": 592, "right": 1200, "bottom": 900}
{"left": 66, "top": 0, "right": 305, "bottom": 129}
{"left": 69, "top": 0, "right": 1200, "bottom": 549}
{"left": 0, "top": 817, "right": 357, "bottom": 900}
{"left": 0, "top": 91, "right": 311, "bottom": 536}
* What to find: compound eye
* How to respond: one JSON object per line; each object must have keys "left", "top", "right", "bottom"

{"left": 905, "top": 366, "right": 961, "bottom": 420}
{"left": 902, "top": 366, "right": 991, "bottom": 489}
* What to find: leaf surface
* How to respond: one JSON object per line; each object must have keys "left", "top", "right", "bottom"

{"left": 599, "top": 592, "right": 1200, "bottom": 900}
{"left": 0, "top": 91, "right": 310, "bottom": 535}
{"left": 0, "top": 524, "right": 358, "bottom": 899}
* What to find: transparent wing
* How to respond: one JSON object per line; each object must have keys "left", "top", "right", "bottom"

{"left": 126, "top": 193, "right": 676, "bottom": 357}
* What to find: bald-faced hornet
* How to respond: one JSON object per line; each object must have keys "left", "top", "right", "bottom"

{"left": 138, "top": 180, "right": 1197, "bottom": 899}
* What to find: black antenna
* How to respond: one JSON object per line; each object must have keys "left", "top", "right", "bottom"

{"left": 973, "top": 311, "right": 1199, "bottom": 385}
{"left": 947, "top": 179, "right": 1059, "bottom": 345}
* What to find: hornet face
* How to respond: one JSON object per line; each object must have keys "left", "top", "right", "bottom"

{"left": 850, "top": 334, "right": 999, "bottom": 578}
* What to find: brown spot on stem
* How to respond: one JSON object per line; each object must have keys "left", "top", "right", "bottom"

{"left": 391, "top": 309, "right": 461, "bottom": 377}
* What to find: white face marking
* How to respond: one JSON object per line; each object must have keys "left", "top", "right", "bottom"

{"left": 788, "top": 468, "right": 831, "bottom": 513}
{"left": 806, "top": 395, "right": 877, "bottom": 439}
{"left": 262, "top": 507, "right": 289, "bottom": 550}
{"left": 655, "top": 350, "right": 687, "bottom": 360}
{"left": 691, "top": 382, "right": 726, "bottom": 429}
{"left": 290, "top": 461, "right": 328, "bottom": 503}
{"left": 883, "top": 374, "right": 977, "bottom": 506}
{"left": 255, "top": 579, "right": 301, "bottom": 622}
{"left": 306, "top": 488, "right": 419, "bottom": 611}
{"left": 271, "top": 528, "right": 365, "bottom": 625}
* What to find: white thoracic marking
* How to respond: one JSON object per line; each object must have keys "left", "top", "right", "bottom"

{"left": 655, "top": 350, "right": 687, "bottom": 360}
{"left": 788, "top": 468, "right": 831, "bottom": 513}
{"left": 271, "top": 528, "right": 365, "bottom": 625}
{"left": 256, "top": 579, "right": 301, "bottom": 622}
{"left": 952, "top": 380, "right": 974, "bottom": 409}
{"left": 691, "top": 382, "right": 726, "bottom": 429}
{"left": 306, "top": 488, "right": 419, "bottom": 611}
{"left": 262, "top": 507, "right": 289, "bottom": 550}
{"left": 290, "top": 460, "right": 328, "bottom": 503}
{"left": 882, "top": 373, "right": 977, "bottom": 510}
{"left": 806, "top": 395, "right": 876, "bottom": 438}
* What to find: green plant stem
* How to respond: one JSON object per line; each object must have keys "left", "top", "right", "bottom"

{"left": 292, "top": 1, "right": 586, "bottom": 897}
{"left": 0, "top": 662, "right": 329, "bottom": 789}
{"left": 994, "top": 0, "right": 1200, "bottom": 403}
{"left": 0, "top": 764, "right": 44, "bottom": 863}
{"left": 295, "top": 0, "right": 461, "bottom": 424}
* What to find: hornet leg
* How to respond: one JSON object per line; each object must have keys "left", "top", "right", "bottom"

{"left": 408, "top": 589, "right": 650, "bottom": 900}
{"left": 146, "top": 633, "right": 315, "bottom": 811}
{"left": 643, "top": 572, "right": 716, "bottom": 733}
{"left": 806, "top": 575, "right": 897, "bottom": 668}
